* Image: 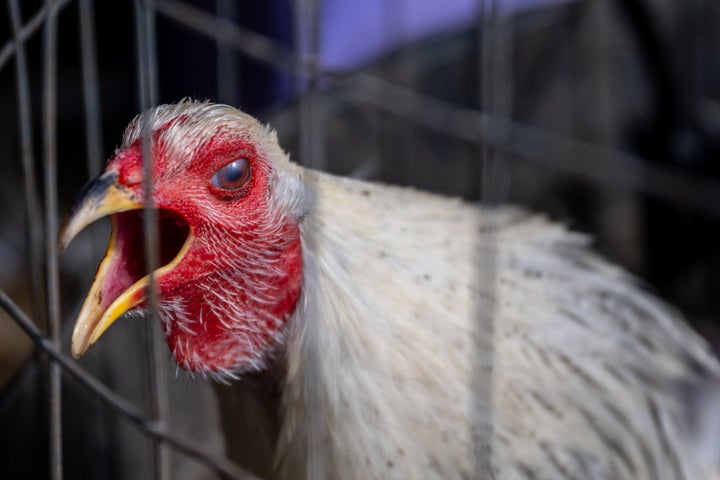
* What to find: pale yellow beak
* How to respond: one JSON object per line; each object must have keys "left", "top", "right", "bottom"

{"left": 59, "top": 173, "right": 145, "bottom": 358}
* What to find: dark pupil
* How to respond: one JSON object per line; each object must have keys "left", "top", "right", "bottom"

{"left": 214, "top": 159, "right": 249, "bottom": 190}
{"left": 222, "top": 162, "right": 243, "bottom": 184}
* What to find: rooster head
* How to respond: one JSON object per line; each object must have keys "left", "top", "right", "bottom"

{"left": 59, "top": 102, "right": 309, "bottom": 378}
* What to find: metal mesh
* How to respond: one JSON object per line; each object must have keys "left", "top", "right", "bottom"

{"left": 1, "top": 0, "right": 719, "bottom": 478}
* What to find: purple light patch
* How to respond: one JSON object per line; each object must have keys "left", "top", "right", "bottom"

{"left": 320, "top": 0, "right": 575, "bottom": 70}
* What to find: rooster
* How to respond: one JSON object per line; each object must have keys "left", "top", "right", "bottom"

{"left": 59, "top": 100, "right": 720, "bottom": 480}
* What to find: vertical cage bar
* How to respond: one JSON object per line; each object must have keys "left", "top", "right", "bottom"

{"left": 478, "top": 0, "right": 514, "bottom": 200}
{"left": 78, "top": 0, "right": 109, "bottom": 470}
{"left": 395, "top": 0, "right": 419, "bottom": 184}
{"left": 475, "top": 2, "right": 492, "bottom": 476}
{"left": 479, "top": 0, "right": 497, "bottom": 203}
{"left": 135, "top": 0, "right": 159, "bottom": 108}
{"left": 79, "top": 0, "right": 104, "bottom": 177}
{"left": 291, "top": 2, "right": 326, "bottom": 478}
{"left": 9, "top": 0, "right": 46, "bottom": 330}
{"left": 134, "top": 2, "right": 171, "bottom": 479}
{"left": 42, "top": 0, "right": 63, "bottom": 478}
{"left": 475, "top": 0, "right": 514, "bottom": 475}
{"left": 294, "top": 0, "right": 324, "bottom": 170}
{"left": 216, "top": 0, "right": 240, "bottom": 106}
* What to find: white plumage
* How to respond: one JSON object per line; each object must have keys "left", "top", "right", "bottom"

{"left": 274, "top": 166, "right": 720, "bottom": 479}
{"left": 63, "top": 102, "right": 720, "bottom": 480}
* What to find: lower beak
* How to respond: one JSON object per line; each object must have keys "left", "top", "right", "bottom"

{"left": 59, "top": 173, "right": 145, "bottom": 358}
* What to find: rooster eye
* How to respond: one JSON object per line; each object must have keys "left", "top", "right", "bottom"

{"left": 211, "top": 158, "right": 251, "bottom": 191}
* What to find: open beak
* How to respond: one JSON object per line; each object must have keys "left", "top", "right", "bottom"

{"left": 61, "top": 171, "right": 192, "bottom": 359}
{"left": 59, "top": 172, "right": 145, "bottom": 358}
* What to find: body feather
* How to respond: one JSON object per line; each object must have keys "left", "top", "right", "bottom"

{"left": 269, "top": 169, "right": 720, "bottom": 479}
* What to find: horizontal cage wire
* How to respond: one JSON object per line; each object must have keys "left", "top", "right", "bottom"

{"left": 1, "top": 0, "right": 720, "bottom": 479}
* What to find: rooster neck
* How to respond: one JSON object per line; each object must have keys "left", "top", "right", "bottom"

{"left": 274, "top": 170, "right": 492, "bottom": 479}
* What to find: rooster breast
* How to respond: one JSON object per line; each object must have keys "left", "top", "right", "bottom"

{"left": 271, "top": 169, "right": 720, "bottom": 480}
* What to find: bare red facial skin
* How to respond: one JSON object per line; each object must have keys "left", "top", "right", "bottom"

{"left": 102, "top": 131, "right": 304, "bottom": 375}
{"left": 160, "top": 230, "right": 302, "bottom": 372}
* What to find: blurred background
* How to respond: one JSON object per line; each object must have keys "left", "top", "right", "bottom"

{"left": 2, "top": 0, "right": 720, "bottom": 478}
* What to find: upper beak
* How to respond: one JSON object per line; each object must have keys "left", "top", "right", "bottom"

{"left": 59, "top": 172, "right": 141, "bottom": 251}
{"left": 59, "top": 172, "right": 144, "bottom": 358}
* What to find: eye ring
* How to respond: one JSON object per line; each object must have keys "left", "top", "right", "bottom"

{"left": 210, "top": 158, "right": 251, "bottom": 194}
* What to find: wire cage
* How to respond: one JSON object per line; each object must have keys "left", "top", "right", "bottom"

{"left": 1, "top": 0, "right": 720, "bottom": 479}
